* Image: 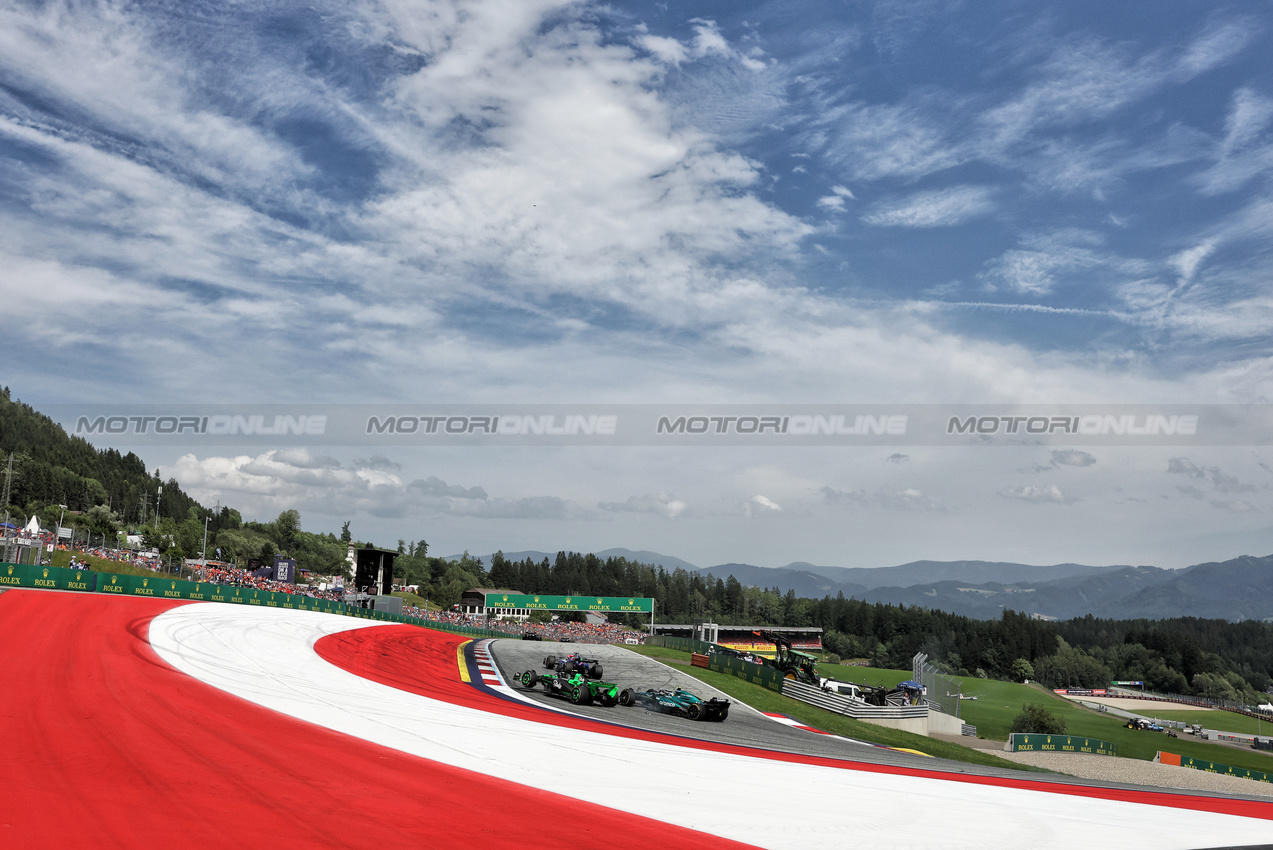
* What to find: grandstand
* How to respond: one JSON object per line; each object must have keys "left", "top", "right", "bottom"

{"left": 652, "top": 623, "right": 823, "bottom": 656}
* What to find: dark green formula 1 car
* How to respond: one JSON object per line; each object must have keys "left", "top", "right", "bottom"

{"left": 519, "top": 670, "right": 621, "bottom": 706}
{"left": 618, "top": 687, "right": 730, "bottom": 721}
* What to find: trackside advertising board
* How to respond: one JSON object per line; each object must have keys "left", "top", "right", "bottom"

{"left": 2, "top": 562, "right": 517, "bottom": 640}
{"left": 1160, "top": 752, "right": 1273, "bottom": 784}
{"left": 484, "top": 593, "right": 653, "bottom": 613}
{"left": 0, "top": 563, "right": 98, "bottom": 592}
{"left": 1010, "top": 734, "right": 1117, "bottom": 756}
{"left": 648, "top": 635, "right": 787, "bottom": 693}
{"left": 708, "top": 652, "right": 786, "bottom": 693}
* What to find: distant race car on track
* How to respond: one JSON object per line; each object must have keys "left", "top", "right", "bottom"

{"left": 618, "top": 687, "right": 730, "bottom": 721}
{"left": 520, "top": 670, "right": 621, "bottom": 706}
{"left": 542, "top": 652, "right": 605, "bottom": 680}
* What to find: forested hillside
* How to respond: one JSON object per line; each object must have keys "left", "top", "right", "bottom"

{"left": 3, "top": 389, "right": 1270, "bottom": 704}
{"left": 487, "top": 550, "right": 1273, "bottom": 704}
{"left": 0, "top": 388, "right": 201, "bottom": 524}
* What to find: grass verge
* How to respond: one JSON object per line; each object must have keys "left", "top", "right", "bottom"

{"left": 621, "top": 645, "right": 1034, "bottom": 771}
{"left": 944, "top": 675, "right": 1273, "bottom": 774}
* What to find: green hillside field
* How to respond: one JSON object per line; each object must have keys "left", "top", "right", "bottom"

{"left": 663, "top": 657, "right": 1273, "bottom": 776}
{"left": 930, "top": 672, "right": 1273, "bottom": 774}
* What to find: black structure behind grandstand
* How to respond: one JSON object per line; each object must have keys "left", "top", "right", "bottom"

{"left": 354, "top": 548, "right": 397, "bottom": 596}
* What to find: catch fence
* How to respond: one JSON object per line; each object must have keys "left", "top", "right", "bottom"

{"left": 913, "top": 651, "right": 961, "bottom": 720}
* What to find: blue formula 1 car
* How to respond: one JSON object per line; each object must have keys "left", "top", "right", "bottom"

{"left": 542, "top": 652, "right": 605, "bottom": 681}
{"left": 618, "top": 687, "right": 730, "bottom": 721}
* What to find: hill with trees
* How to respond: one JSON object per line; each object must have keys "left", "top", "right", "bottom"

{"left": 3, "top": 388, "right": 1270, "bottom": 704}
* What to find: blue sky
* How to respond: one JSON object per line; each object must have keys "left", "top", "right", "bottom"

{"left": 3, "top": 0, "right": 1273, "bottom": 571}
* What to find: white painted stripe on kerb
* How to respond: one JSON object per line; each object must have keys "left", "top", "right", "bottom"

{"left": 147, "top": 604, "right": 1273, "bottom": 850}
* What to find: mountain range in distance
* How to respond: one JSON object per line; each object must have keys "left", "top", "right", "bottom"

{"left": 448, "top": 548, "right": 1273, "bottom": 622}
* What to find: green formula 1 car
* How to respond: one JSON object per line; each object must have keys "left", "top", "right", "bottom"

{"left": 519, "top": 669, "right": 621, "bottom": 706}
{"left": 617, "top": 686, "right": 730, "bottom": 721}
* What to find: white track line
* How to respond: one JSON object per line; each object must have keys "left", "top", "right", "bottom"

{"left": 148, "top": 605, "right": 1273, "bottom": 850}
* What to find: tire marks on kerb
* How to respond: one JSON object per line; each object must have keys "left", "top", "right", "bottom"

{"left": 149, "top": 604, "right": 1273, "bottom": 850}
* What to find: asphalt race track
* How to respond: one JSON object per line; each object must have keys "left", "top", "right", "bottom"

{"left": 3, "top": 588, "right": 1273, "bottom": 850}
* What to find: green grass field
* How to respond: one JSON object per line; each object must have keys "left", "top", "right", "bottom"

{"left": 1124, "top": 708, "right": 1273, "bottom": 737}
{"left": 391, "top": 590, "right": 434, "bottom": 610}
{"left": 621, "top": 645, "right": 1033, "bottom": 770}
{"left": 48, "top": 550, "right": 183, "bottom": 578}
{"left": 631, "top": 648, "right": 1273, "bottom": 775}
{"left": 938, "top": 674, "right": 1273, "bottom": 773}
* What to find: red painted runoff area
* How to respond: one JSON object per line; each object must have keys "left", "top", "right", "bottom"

{"left": 315, "top": 625, "right": 1273, "bottom": 822}
{"left": 0, "top": 590, "right": 759, "bottom": 849}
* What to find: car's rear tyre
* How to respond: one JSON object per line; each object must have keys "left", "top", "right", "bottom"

{"left": 543, "top": 655, "right": 557, "bottom": 669}
{"left": 618, "top": 688, "right": 635, "bottom": 707}
{"left": 589, "top": 663, "right": 603, "bottom": 680}
{"left": 572, "top": 685, "right": 592, "bottom": 705}
{"left": 686, "top": 702, "right": 703, "bottom": 721}
{"left": 600, "top": 690, "right": 617, "bottom": 707}
{"left": 520, "top": 670, "right": 537, "bottom": 688}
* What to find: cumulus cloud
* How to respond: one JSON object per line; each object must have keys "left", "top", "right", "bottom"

{"left": 1167, "top": 457, "right": 1255, "bottom": 494}
{"left": 817, "top": 185, "right": 857, "bottom": 212}
{"left": 409, "top": 476, "right": 488, "bottom": 500}
{"left": 1167, "top": 457, "right": 1206, "bottom": 478}
{"left": 744, "top": 494, "right": 783, "bottom": 516}
{"left": 1210, "top": 499, "right": 1258, "bottom": 513}
{"left": 599, "top": 492, "right": 688, "bottom": 519}
{"left": 1000, "top": 484, "right": 1069, "bottom": 504}
{"left": 820, "top": 485, "right": 944, "bottom": 511}
{"left": 167, "top": 450, "right": 586, "bottom": 521}
{"left": 1051, "top": 450, "right": 1096, "bottom": 467}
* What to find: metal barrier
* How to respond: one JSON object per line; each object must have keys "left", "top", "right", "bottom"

{"left": 913, "top": 651, "right": 961, "bottom": 719}
{"left": 782, "top": 679, "right": 927, "bottom": 720}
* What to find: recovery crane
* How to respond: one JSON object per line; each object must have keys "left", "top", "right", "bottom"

{"left": 753, "top": 630, "right": 821, "bottom": 684}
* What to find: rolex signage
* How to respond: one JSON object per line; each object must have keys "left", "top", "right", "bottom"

{"left": 483, "top": 593, "right": 653, "bottom": 613}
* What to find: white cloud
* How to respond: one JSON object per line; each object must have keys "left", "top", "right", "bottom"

{"left": 814, "top": 99, "right": 962, "bottom": 182}
{"left": 1195, "top": 88, "right": 1273, "bottom": 195}
{"left": 600, "top": 492, "right": 688, "bottom": 519}
{"left": 1051, "top": 450, "right": 1096, "bottom": 468}
{"left": 1210, "top": 499, "right": 1258, "bottom": 513}
{"left": 817, "top": 184, "right": 856, "bottom": 211}
{"left": 1000, "top": 484, "right": 1069, "bottom": 504}
{"left": 1167, "top": 457, "right": 1206, "bottom": 478}
{"left": 1169, "top": 240, "right": 1218, "bottom": 285}
{"left": 980, "top": 229, "right": 1149, "bottom": 297}
{"left": 862, "top": 186, "right": 994, "bottom": 228}
{"left": 167, "top": 450, "right": 587, "bottom": 522}
{"left": 820, "top": 484, "right": 943, "bottom": 511}
{"left": 745, "top": 494, "right": 783, "bottom": 516}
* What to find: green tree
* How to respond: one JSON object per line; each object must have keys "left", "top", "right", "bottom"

{"left": 1011, "top": 658, "right": 1035, "bottom": 683}
{"left": 1011, "top": 703, "right": 1066, "bottom": 735}
{"left": 273, "top": 509, "right": 301, "bottom": 553}
{"left": 83, "top": 504, "right": 120, "bottom": 542}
